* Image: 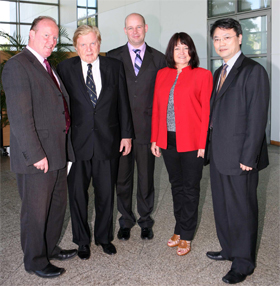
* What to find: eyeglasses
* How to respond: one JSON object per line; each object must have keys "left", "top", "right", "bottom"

{"left": 213, "top": 35, "right": 237, "bottom": 43}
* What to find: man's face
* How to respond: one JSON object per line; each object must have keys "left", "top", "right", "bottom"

{"left": 75, "top": 32, "right": 100, "bottom": 64}
{"left": 124, "top": 14, "right": 148, "bottom": 48}
{"left": 29, "top": 19, "right": 59, "bottom": 58}
{"left": 213, "top": 27, "right": 242, "bottom": 62}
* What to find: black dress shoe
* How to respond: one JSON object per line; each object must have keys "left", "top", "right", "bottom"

{"left": 95, "top": 242, "right": 117, "bottom": 255}
{"left": 117, "top": 228, "right": 131, "bottom": 240}
{"left": 50, "top": 249, "right": 77, "bottom": 261}
{"left": 27, "top": 263, "right": 65, "bottom": 278}
{"left": 206, "top": 251, "right": 226, "bottom": 261}
{"left": 78, "top": 244, "right": 91, "bottom": 260}
{"left": 141, "top": 227, "right": 154, "bottom": 240}
{"left": 222, "top": 270, "right": 247, "bottom": 284}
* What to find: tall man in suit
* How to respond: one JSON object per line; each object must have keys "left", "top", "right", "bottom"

{"left": 2, "top": 16, "right": 77, "bottom": 278}
{"left": 57, "top": 25, "right": 134, "bottom": 259}
{"left": 205, "top": 18, "right": 270, "bottom": 284}
{"left": 107, "top": 13, "right": 166, "bottom": 240}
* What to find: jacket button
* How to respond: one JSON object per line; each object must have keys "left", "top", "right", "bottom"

{"left": 63, "top": 129, "right": 66, "bottom": 133}
{"left": 62, "top": 111, "right": 65, "bottom": 114}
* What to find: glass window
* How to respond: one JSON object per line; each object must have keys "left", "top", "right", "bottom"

{"left": 240, "top": 16, "right": 267, "bottom": 55}
{"left": 88, "top": 0, "right": 97, "bottom": 7}
{"left": 78, "top": 19, "right": 87, "bottom": 26}
{"left": 0, "top": 24, "right": 17, "bottom": 48}
{"left": 208, "top": 0, "right": 235, "bottom": 17}
{"left": 211, "top": 59, "right": 223, "bottom": 73}
{"left": 22, "top": 0, "right": 58, "bottom": 3}
{"left": 78, "top": 0, "right": 87, "bottom": 6}
{"left": 88, "top": 17, "right": 97, "bottom": 27}
{"left": 88, "top": 9, "right": 97, "bottom": 16}
{"left": 20, "top": 24, "right": 32, "bottom": 44}
{"left": 78, "top": 8, "right": 87, "bottom": 19}
{"left": 0, "top": 1, "right": 17, "bottom": 22}
{"left": 239, "top": 0, "right": 271, "bottom": 12}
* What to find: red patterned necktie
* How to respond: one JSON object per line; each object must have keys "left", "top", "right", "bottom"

{"left": 44, "top": 59, "right": 70, "bottom": 134}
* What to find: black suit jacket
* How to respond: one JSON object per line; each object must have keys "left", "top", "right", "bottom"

{"left": 2, "top": 48, "right": 74, "bottom": 174}
{"left": 57, "top": 55, "right": 134, "bottom": 161}
{"left": 107, "top": 44, "right": 166, "bottom": 144}
{"left": 204, "top": 53, "right": 269, "bottom": 175}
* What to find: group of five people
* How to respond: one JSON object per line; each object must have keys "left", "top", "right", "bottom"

{"left": 2, "top": 12, "right": 269, "bottom": 285}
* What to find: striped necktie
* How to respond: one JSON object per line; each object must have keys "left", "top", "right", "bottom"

{"left": 217, "top": 64, "right": 228, "bottom": 93}
{"left": 133, "top": 49, "right": 142, "bottom": 76}
{"left": 86, "top": 63, "right": 97, "bottom": 107}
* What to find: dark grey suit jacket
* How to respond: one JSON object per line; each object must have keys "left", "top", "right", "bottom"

{"left": 204, "top": 53, "right": 269, "bottom": 175}
{"left": 2, "top": 48, "right": 74, "bottom": 174}
{"left": 107, "top": 43, "right": 166, "bottom": 144}
{"left": 57, "top": 55, "right": 134, "bottom": 161}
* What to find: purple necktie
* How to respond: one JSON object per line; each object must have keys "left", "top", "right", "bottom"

{"left": 133, "top": 49, "right": 142, "bottom": 76}
{"left": 44, "top": 59, "right": 70, "bottom": 134}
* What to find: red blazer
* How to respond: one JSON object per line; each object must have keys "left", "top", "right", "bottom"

{"left": 151, "top": 66, "right": 213, "bottom": 152}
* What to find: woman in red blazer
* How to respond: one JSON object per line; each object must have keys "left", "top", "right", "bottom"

{"left": 151, "top": 32, "right": 213, "bottom": 256}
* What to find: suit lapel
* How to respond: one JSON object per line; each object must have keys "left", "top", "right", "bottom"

{"left": 98, "top": 56, "right": 107, "bottom": 105}
{"left": 72, "top": 57, "right": 92, "bottom": 105}
{"left": 121, "top": 45, "right": 135, "bottom": 76}
{"left": 23, "top": 48, "right": 59, "bottom": 91}
{"left": 215, "top": 53, "right": 245, "bottom": 101}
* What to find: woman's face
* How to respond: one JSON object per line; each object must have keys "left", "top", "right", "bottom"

{"left": 173, "top": 41, "right": 191, "bottom": 69}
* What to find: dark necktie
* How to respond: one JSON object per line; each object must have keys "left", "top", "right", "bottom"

{"left": 209, "top": 64, "right": 228, "bottom": 129}
{"left": 217, "top": 64, "right": 228, "bottom": 93}
{"left": 44, "top": 59, "right": 70, "bottom": 134}
{"left": 86, "top": 63, "right": 97, "bottom": 107}
{"left": 133, "top": 49, "right": 142, "bottom": 76}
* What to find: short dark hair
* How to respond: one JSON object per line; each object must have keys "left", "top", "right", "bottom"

{"left": 210, "top": 18, "right": 242, "bottom": 38}
{"left": 30, "top": 16, "right": 57, "bottom": 31}
{"left": 165, "top": 32, "right": 199, "bottom": 69}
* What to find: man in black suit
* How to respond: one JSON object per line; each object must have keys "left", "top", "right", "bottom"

{"left": 2, "top": 16, "right": 77, "bottom": 278}
{"left": 107, "top": 13, "right": 166, "bottom": 240}
{"left": 57, "top": 25, "right": 133, "bottom": 259}
{"left": 205, "top": 18, "right": 270, "bottom": 284}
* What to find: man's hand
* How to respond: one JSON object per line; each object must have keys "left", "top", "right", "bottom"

{"left": 240, "top": 163, "right": 253, "bottom": 171}
{"left": 151, "top": 142, "right": 161, "bottom": 158}
{"left": 197, "top": 149, "right": 205, "bottom": 158}
{"left": 120, "top": 138, "right": 132, "bottom": 156}
{"left": 33, "top": 157, "right": 49, "bottom": 173}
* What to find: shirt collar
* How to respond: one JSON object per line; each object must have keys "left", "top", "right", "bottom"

{"left": 26, "top": 45, "right": 45, "bottom": 65}
{"left": 81, "top": 56, "right": 100, "bottom": 69}
{"left": 127, "top": 42, "right": 146, "bottom": 54}
{"left": 223, "top": 50, "right": 241, "bottom": 70}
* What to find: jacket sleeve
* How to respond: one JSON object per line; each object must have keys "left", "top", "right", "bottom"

{"left": 151, "top": 72, "right": 161, "bottom": 143}
{"left": 199, "top": 70, "right": 213, "bottom": 148}
{"left": 2, "top": 58, "right": 46, "bottom": 166}
{"left": 239, "top": 64, "right": 269, "bottom": 168}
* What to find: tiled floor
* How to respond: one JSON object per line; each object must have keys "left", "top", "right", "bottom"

{"left": 0, "top": 145, "right": 279, "bottom": 285}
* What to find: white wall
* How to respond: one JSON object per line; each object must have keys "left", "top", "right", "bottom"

{"left": 271, "top": 0, "right": 280, "bottom": 142}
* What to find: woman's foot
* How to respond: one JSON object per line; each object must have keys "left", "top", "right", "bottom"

{"left": 167, "top": 234, "right": 180, "bottom": 247}
{"left": 177, "top": 240, "right": 191, "bottom": 256}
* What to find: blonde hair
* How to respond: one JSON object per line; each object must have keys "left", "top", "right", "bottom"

{"left": 73, "top": 25, "right": 101, "bottom": 47}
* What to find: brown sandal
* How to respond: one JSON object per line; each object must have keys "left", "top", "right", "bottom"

{"left": 167, "top": 234, "right": 180, "bottom": 247}
{"left": 177, "top": 240, "right": 191, "bottom": 256}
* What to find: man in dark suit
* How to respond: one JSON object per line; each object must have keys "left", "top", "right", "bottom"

{"left": 57, "top": 25, "right": 134, "bottom": 259}
{"left": 107, "top": 13, "right": 166, "bottom": 240}
{"left": 204, "top": 18, "right": 270, "bottom": 284}
{"left": 2, "top": 16, "right": 77, "bottom": 278}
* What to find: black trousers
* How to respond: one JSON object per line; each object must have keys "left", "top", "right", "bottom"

{"left": 116, "top": 141, "right": 155, "bottom": 229}
{"left": 16, "top": 168, "right": 67, "bottom": 271}
{"left": 162, "top": 132, "right": 204, "bottom": 241}
{"left": 210, "top": 148, "right": 259, "bottom": 275}
{"left": 67, "top": 157, "right": 119, "bottom": 245}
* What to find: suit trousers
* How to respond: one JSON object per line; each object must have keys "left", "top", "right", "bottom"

{"left": 161, "top": 132, "right": 204, "bottom": 241}
{"left": 210, "top": 149, "right": 259, "bottom": 275}
{"left": 116, "top": 141, "right": 155, "bottom": 229}
{"left": 68, "top": 157, "right": 118, "bottom": 245}
{"left": 16, "top": 168, "right": 67, "bottom": 271}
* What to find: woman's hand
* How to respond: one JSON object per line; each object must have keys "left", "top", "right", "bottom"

{"left": 151, "top": 142, "right": 161, "bottom": 157}
{"left": 197, "top": 149, "right": 205, "bottom": 158}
